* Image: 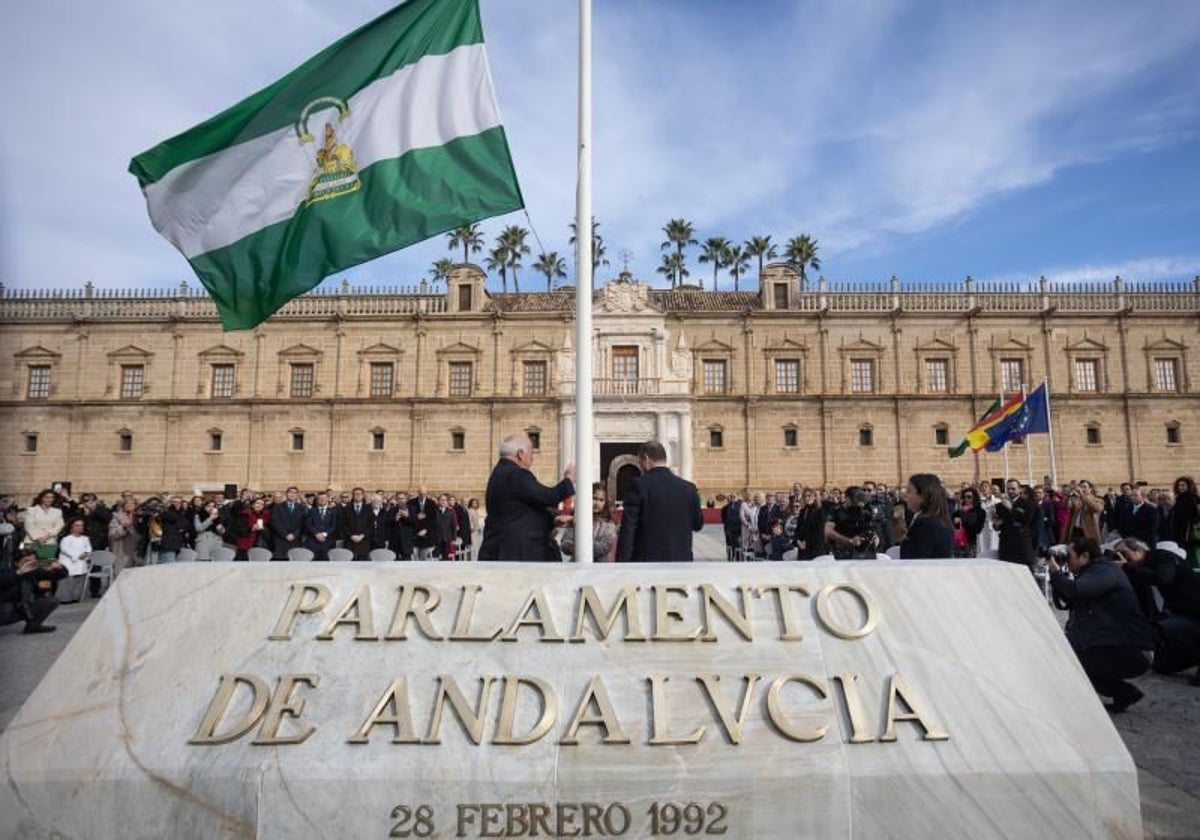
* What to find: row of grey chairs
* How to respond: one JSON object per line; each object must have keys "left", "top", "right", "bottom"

{"left": 201, "top": 546, "right": 415, "bottom": 562}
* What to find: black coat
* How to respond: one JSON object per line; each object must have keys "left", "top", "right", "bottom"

{"left": 995, "top": 498, "right": 1036, "bottom": 566}
{"left": 1125, "top": 549, "right": 1200, "bottom": 622}
{"left": 1052, "top": 558, "right": 1154, "bottom": 652}
{"left": 477, "top": 459, "right": 574, "bottom": 563}
{"left": 159, "top": 506, "right": 191, "bottom": 552}
{"left": 270, "top": 501, "right": 308, "bottom": 558}
{"left": 1170, "top": 493, "right": 1198, "bottom": 548}
{"left": 791, "top": 505, "right": 827, "bottom": 560}
{"left": 408, "top": 497, "right": 439, "bottom": 549}
{"left": 900, "top": 514, "right": 954, "bottom": 560}
{"left": 84, "top": 504, "right": 112, "bottom": 551}
{"left": 1117, "top": 503, "right": 1159, "bottom": 549}
{"left": 617, "top": 466, "right": 703, "bottom": 562}
{"left": 389, "top": 505, "right": 416, "bottom": 559}
{"left": 303, "top": 506, "right": 339, "bottom": 555}
{"left": 339, "top": 503, "right": 375, "bottom": 558}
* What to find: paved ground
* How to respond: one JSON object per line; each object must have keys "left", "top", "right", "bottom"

{"left": 2, "top": 528, "right": 1197, "bottom": 838}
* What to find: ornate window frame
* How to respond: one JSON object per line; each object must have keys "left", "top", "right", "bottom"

{"left": 1063, "top": 335, "right": 1109, "bottom": 395}
{"left": 357, "top": 342, "right": 404, "bottom": 398}
{"left": 988, "top": 334, "right": 1034, "bottom": 395}
{"left": 12, "top": 345, "right": 62, "bottom": 400}
{"left": 437, "top": 341, "right": 482, "bottom": 397}
{"left": 276, "top": 343, "right": 323, "bottom": 398}
{"left": 197, "top": 345, "right": 245, "bottom": 398}
{"left": 691, "top": 338, "right": 735, "bottom": 395}
{"left": 914, "top": 337, "right": 958, "bottom": 395}
{"left": 762, "top": 337, "right": 808, "bottom": 396}
{"left": 510, "top": 340, "right": 555, "bottom": 397}
{"left": 105, "top": 345, "right": 153, "bottom": 399}
{"left": 1144, "top": 336, "right": 1188, "bottom": 394}
{"left": 838, "top": 336, "right": 884, "bottom": 395}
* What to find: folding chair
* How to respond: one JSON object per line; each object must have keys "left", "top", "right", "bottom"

{"left": 288, "top": 547, "right": 314, "bottom": 562}
{"left": 84, "top": 550, "right": 115, "bottom": 599}
{"left": 210, "top": 546, "right": 236, "bottom": 563}
{"left": 327, "top": 547, "right": 355, "bottom": 562}
{"left": 177, "top": 547, "right": 198, "bottom": 563}
{"left": 369, "top": 548, "right": 396, "bottom": 562}
{"left": 247, "top": 547, "right": 273, "bottom": 563}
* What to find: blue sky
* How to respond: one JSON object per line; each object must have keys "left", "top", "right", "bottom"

{"left": 2, "top": 0, "right": 1199, "bottom": 293}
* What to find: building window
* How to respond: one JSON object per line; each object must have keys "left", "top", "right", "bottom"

{"left": 709, "top": 429, "right": 724, "bottom": 449}
{"left": 612, "top": 346, "right": 639, "bottom": 386}
{"left": 451, "top": 431, "right": 466, "bottom": 450}
{"left": 925, "top": 359, "right": 949, "bottom": 393}
{"left": 449, "top": 362, "right": 473, "bottom": 397}
{"left": 934, "top": 426, "right": 949, "bottom": 446}
{"left": 528, "top": 431, "right": 541, "bottom": 451}
{"left": 26, "top": 365, "right": 51, "bottom": 400}
{"left": 1166, "top": 423, "right": 1181, "bottom": 445}
{"left": 209, "top": 432, "right": 223, "bottom": 452}
{"left": 458, "top": 285, "right": 473, "bottom": 312}
{"left": 1000, "top": 358, "right": 1024, "bottom": 393}
{"left": 372, "top": 431, "right": 385, "bottom": 451}
{"left": 370, "top": 362, "right": 395, "bottom": 398}
{"left": 1074, "top": 359, "right": 1099, "bottom": 392}
{"left": 850, "top": 359, "right": 875, "bottom": 394}
{"left": 290, "top": 363, "right": 314, "bottom": 398}
{"left": 859, "top": 425, "right": 874, "bottom": 447}
{"left": 783, "top": 428, "right": 798, "bottom": 448}
{"left": 24, "top": 433, "right": 38, "bottom": 453}
{"left": 1085, "top": 424, "right": 1101, "bottom": 446}
{"left": 775, "top": 359, "right": 800, "bottom": 394}
{"left": 291, "top": 431, "right": 305, "bottom": 452}
{"left": 118, "top": 431, "right": 133, "bottom": 452}
{"left": 523, "top": 361, "right": 548, "bottom": 396}
{"left": 120, "top": 364, "right": 145, "bottom": 399}
{"left": 1155, "top": 358, "right": 1179, "bottom": 392}
{"left": 773, "top": 283, "right": 789, "bottom": 309}
{"left": 702, "top": 359, "right": 728, "bottom": 395}
{"left": 211, "top": 364, "right": 235, "bottom": 398}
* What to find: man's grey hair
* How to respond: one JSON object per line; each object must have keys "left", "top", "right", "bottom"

{"left": 1116, "top": 537, "right": 1150, "bottom": 554}
{"left": 499, "top": 434, "right": 532, "bottom": 458}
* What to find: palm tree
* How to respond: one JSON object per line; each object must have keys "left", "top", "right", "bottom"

{"left": 783, "top": 234, "right": 821, "bottom": 285}
{"left": 498, "top": 226, "right": 531, "bottom": 293}
{"left": 485, "top": 244, "right": 510, "bottom": 293}
{"left": 428, "top": 258, "right": 455, "bottom": 288}
{"left": 697, "top": 237, "right": 730, "bottom": 291}
{"left": 446, "top": 223, "right": 484, "bottom": 265}
{"left": 656, "top": 252, "right": 689, "bottom": 286}
{"left": 533, "top": 251, "right": 567, "bottom": 291}
{"left": 660, "top": 218, "right": 697, "bottom": 288}
{"left": 724, "top": 245, "right": 752, "bottom": 292}
{"left": 744, "top": 235, "right": 777, "bottom": 280}
{"left": 568, "top": 218, "right": 610, "bottom": 273}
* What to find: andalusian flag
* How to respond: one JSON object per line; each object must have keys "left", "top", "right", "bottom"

{"left": 129, "top": 0, "right": 523, "bottom": 330}
{"left": 948, "top": 399, "right": 1000, "bottom": 458}
{"left": 965, "top": 394, "right": 1026, "bottom": 452}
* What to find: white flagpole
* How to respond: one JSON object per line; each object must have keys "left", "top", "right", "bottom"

{"left": 1001, "top": 389, "right": 1009, "bottom": 484}
{"left": 1044, "top": 379, "right": 1059, "bottom": 488}
{"left": 1022, "top": 383, "right": 1033, "bottom": 485}
{"left": 573, "top": 0, "right": 594, "bottom": 563}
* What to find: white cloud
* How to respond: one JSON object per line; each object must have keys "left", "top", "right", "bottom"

{"left": 998, "top": 256, "right": 1200, "bottom": 286}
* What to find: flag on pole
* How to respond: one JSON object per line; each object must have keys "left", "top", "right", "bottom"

{"left": 948, "top": 398, "right": 1001, "bottom": 458}
{"left": 129, "top": 0, "right": 524, "bottom": 331}
{"left": 964, "top": 393, "right": 1026, "bottom": 452}
{"left": 984, "top": 383, "right": 1050, "bottom": 452}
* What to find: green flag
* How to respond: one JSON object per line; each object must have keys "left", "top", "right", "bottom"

{"left": 948, "top": 398, "right": 1001, "bottom": 458}
{"left": 130, "top": 0, "right": 523, "bottom": 330}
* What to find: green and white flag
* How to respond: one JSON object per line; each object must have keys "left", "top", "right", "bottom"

{"left": 129, "top": 0, "right": 523, "bottom": 331}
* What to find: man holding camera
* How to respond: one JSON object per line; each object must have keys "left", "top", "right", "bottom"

{"left": 0, "top": 547, "right": 68, "bottom": 635}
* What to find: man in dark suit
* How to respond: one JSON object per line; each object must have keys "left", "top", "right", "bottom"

{"left": 617, "top": 440, "right": 703, "bottom": 562}
{"left": 1118, "top": 487, "right": 1159, "bottom": 549}
{"left": 478, "top": 434, "right": 575, "bottom": 563}
{"left": 270, "top": 486, "right": 307, "bottom": 560}
{"left": 390, "top": 492, "right": 415, "bottom": 560}
{"left": 303, "top": 492, "right": 339, "bottom": 560}
{"left": 408, "top": 487, "right": 439, "bottom": 561}
{"left": 339, "top": 487, "right": 374, "bottom": 560}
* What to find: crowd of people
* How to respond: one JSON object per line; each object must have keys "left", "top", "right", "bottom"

{"left": 2, "top": 454, "right": 1198, "bottom": 711}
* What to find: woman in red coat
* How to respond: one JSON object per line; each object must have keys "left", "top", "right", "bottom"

{"left": 234, "top": 498, "right": 270, "bottom": 560}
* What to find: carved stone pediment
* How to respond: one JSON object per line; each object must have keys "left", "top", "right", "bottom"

{"left": 598, "top": 280, "right": 652, "bottom": 313}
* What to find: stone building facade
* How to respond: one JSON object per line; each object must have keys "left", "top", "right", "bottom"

{"left": 1, "top": 266, "right": 1197, "bottom": 500}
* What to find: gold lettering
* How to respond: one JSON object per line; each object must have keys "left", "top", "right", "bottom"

{"left": 268, "top": 583, "right": 331, "bottom": 640}
{"left": 651, "top": 585, "right": 702, "bottom": 641}
{"left": 814, "top": 583, "right": 879, "bottom": 640}
{"left": 648, "top": 675, "right": 706, "bottom": 745}
{"left": 757, "top": 584, "right": 809, "bottom": 641}
{"left": 831, "top": 673, "right": 875, "bottom": 743}
{"left": 385, "top": 585, "right": 443, "bottom": 641}
{"left": 450, "top": 585, "right": 504, "bottom": 641}
{"left": 425, "top": 675, "right": 496, "bottom": 744}
{"left": 880, "top": 672, "right": 950, "bottom": 742}
{"left": 766, "top": 673, "right": 831, "bottom": 742}
{"left": 316, "top": 585, "right": 379, "bottom": 640}
{"left": 493, "top": 676, "right": 558, "bottom": 745}
{"left": 188, "top": 672, "right": 271, "bottom": 745}
{"left": 569, "top": 585, "right": 646, "bottom": 642}
{"left": 499, "top": 588, "right": 565, "bottom": 642}
{"left": 253, "top": 674, "right": 319, "bottom": 745}
{"left": 559, "top": 676, "right": 631, "bottom": 744}
{"left": 699, "top": 584, "right": 755, "bottom": 642}
{"left": 695, "top": 673, "right": 761, "bottom": 744}
{"left": 349, "top": 678, "right": 419, "bottom": 744}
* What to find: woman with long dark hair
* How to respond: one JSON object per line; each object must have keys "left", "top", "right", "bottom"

{"left": 900, "top": 474, "right": 953, "bottom": 559}
{"left": 952, "top": 487, "right": 986, "bottom": 557}
{"left": 1170, "top": 476, "right": 1199, "bottom": 569}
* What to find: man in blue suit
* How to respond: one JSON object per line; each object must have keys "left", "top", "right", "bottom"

{"left": 478, "top": 434, "right": 575, "bottom": 562}
{"left": 270, "top": 486, "right": 308, "bottom": 560}
{"left": 617, "top": 440, "right": 703, "bottom": 562}
{"left": 303, "top": 492, "right": 338, "bottom": 561}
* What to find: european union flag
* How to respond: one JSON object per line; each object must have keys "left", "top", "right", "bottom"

{"left": 984, "top": 384, "right": 1050, "bottom": 452}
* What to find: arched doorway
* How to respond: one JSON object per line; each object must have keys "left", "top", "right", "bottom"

{"left": 607, "top": 454, "right": 642, "bottom": 507}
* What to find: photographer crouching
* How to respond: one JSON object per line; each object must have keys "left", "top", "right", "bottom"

{"left": 1048, "top": 539, "right": 1154, "bottom": 712}
{"left": 1114, "top": 538, "right": 1200, "bottom": 686}
{"left": 0, "top": 547, "right": 68, "bottom": 635}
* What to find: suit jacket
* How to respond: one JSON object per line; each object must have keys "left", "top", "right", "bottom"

{"left": 339, "top": 503, "right": 375, "bottom": 558}
{"left": 390, "top": 505, "right": 416, "bottom": 559}
{"left": 617, "top": 466, "right": 703, "bottom": 562}
{"left": 900, "top": 514, "right": 954, "bottom": 560}
{"left": 477, "top": 459, "right": 574, "bottom": 562}
{"left": 303, "top": 506, "right": 339, "bottom": 555}
{"left": 1118, "top": 503, "right": 1159, "bottom": 548}
{"left": 270, "top": 502, "right": 308, "bottom": 558}
{"left": 408, "top": 497, "right": 439, "bottom": 548}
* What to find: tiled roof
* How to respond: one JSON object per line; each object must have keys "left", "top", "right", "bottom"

{"left": 487, "top": 292, "right": 576, "bottom": 312}
{"left": 650, "top": 291, "right": 761, "bottom": 311}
